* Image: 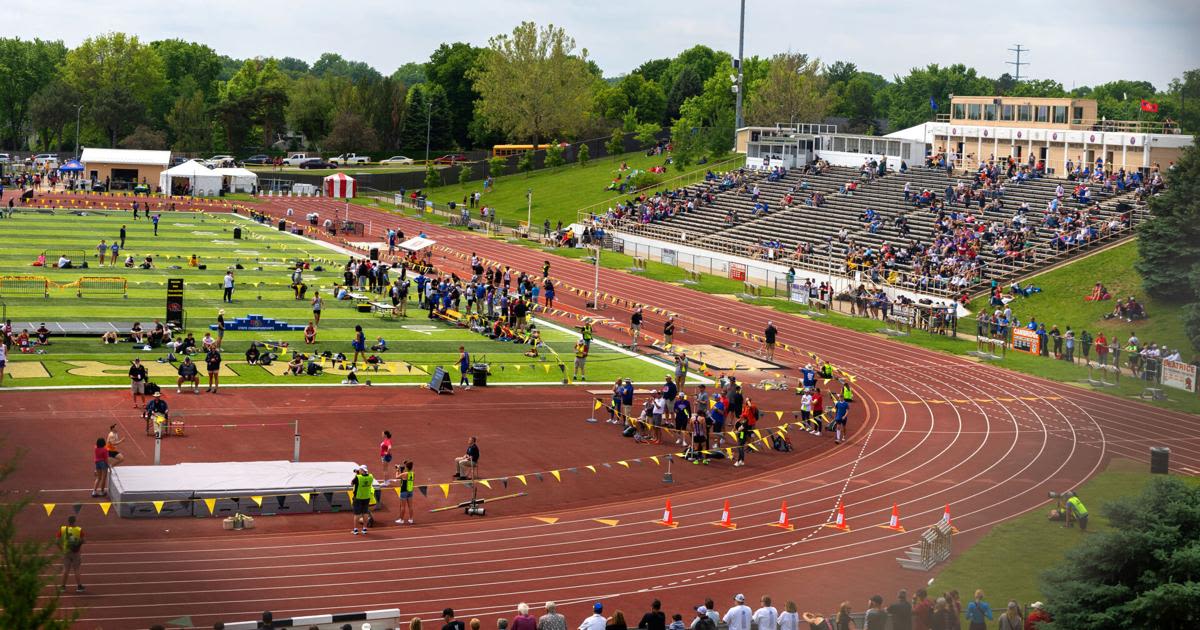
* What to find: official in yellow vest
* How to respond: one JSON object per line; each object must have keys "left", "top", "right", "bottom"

{"left": 1066, "top": 495, "right": 1088, "bottom": 531}
{"left": 56, "top": 515, "right": 85, "bottom": 592}
{"left": 573, "top": 340, "right": 589, "bottom": 380}
{"left": 351, "top": 465, "right": 376, "bottom": 535}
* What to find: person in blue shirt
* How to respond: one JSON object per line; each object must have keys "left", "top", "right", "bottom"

{"left": 800, "top": 364, "right": 817, "bottom": 390}
{"left": 833, "top": 397, "right": 850, "bottom": 444}
{"left": 458, "top": 346, "right": 471, "bottom": 388}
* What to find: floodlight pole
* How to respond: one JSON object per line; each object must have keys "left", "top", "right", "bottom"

{"left": 733, "top": 0, "right": 746, "bottom": 136}
{"left": 591, "top": 244, "right": 601, "bottom": 310}
{"left": 74, "top": 104, "right": 84, "bottom": 159}
{"left": 424, "top": 99, "right": 432, "bottom": 165}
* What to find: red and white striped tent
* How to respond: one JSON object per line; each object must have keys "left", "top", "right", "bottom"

{"left": 323, "top": 172, "right": 356, "bottom": 198}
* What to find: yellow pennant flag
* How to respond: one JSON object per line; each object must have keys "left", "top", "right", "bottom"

{"left": 650, "top": 456, "right": 660, "bottom": 465}
{"left": 299, "top": 492, "right": 311, "bottom": 504}
{"left": 479, "top": 479, "right": 492, "bottom": 489}
{"left": 394, "top": 487, "right": 404, "bottom": 497}
{"left": 514, "top": 364, "right": 521, "bottom": 371}
{"left": 753, "top": 429, "right": 763, "bottom": 439}
{"left": 550, "top": 470, "right": 562, "bottom": 482}
{"left": 775, "top": 410, "right": 784, "bottom": 420}
{"left": 43, "top": 503, "right": 55, "bottom": 516}
{"left": 99, "top": 502, "right": 112, "bottom": 516}
{"left": 586, "top": 465, "right": 597, "bottom": 473}
{"left": 251, "top": 496, "right": 264, "bottom": 507}
{"left": 594, "top": 400, "right": 602, "bottom": 410}
{"left": 748, "top": 443, "right": 760, "bottom": 452}
{"left": 618, "top": 461, "right": 630, "bottom": 468}
{"left": 439, "top": 483, "right": 451, "bottom": 497}
{"left": 516, "top": 474, "right": 527, "bottom": 485}
{"left": 543, "top": 364, "right": 551, "bottom": 373}
{"left": 203, "top": 498, "right": 217, "bottom": 514}
{"left": 152, "top": 501, "right": 165, "bottom": 514}
{"left": 346, "top": 490, "right": 354, "bottom": 500}
{"left": 725, "top": 448, "right": 734, "bottom": 458}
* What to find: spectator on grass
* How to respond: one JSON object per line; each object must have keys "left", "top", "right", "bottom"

{"left": 1025, "top": 602, "right": 1051, "bottom": 629}
{"left": 964, "top": 590, "right": 993, "bottom": 630}
{"left": 245, "top": 342, "right": 261, "bottom": 365}
{"left": 607, "top": 611, "right": 628, "bottom": 630}
{"left": 863, "top": 595, "right": 886, "bottom": 630}
{"left": 753, "top": 596, "right": 778, "bottom": 630}
{"left": 511, "top": 604, "right": 538, "bottom": 630}
{"left": 724, "top": 595, "right": 752, "bottom": 630}
{"left": 887, "top": 590, "right": 912, "bottom": 630}
{"left": 929, "top": 598, "right": 955, "bottom": 630}
{"left": 998, "top": 602, "right": 1022, "bottom": 630}
{"left": 912, "top": 589, "right": 933, "bottom": 630}
{"left": 580, "top": 604, "right": 607, "bottom": 630}
{"left": 638, "top": 600, "right": 666, "bottom": 630}
{"left": 443, "top": 608, "right": 465, "bottom": 630}
{"left": 538, "top": 601, "right": 567, "bottom": 630}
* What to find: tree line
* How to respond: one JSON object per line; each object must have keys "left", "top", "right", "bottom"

{"left": 0, "top": 26, "right": 1196, "bottom": 157}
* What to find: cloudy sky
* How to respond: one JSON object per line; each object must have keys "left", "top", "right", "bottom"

{"left": 4, "top": 0, "right": 1197, "bottom": 90}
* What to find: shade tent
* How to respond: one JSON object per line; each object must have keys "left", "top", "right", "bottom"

{"left": 58, "top": 160, "right": 84, "bottom": 172}
{"left": 159, "top": 160, "right": 222, "bottom": 196}
{"left": 324, "top": 172, "right": 356, "bottom": 198}
{"left": 398, "top": 236, "right": 436, "bottom": 252}
{"left": 211, "top": 167, "right": 258, "bottom": 193}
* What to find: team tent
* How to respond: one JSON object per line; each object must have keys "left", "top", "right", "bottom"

{"left": 323, "top": 172, "right": 356, "bottom": 198}
{"left": 57, "top": 160, "right": 84, "bottom": 173}
{"left": 159, "top": 160, "right": 222, "bottom": 196}
{"left": 397, "top": 235, "right": 436, "bottom": 252}
{"left": 211, "top": 167, "right": 259, "bottom": 193}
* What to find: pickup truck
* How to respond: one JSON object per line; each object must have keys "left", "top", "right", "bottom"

{"left": 329, "top": 153, "right": 370, "bottom": 165}
{"left": 282, "top": 153, "right": 312, "bottom": 167}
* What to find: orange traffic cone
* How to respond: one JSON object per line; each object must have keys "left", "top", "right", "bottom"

{"left": 824, "top": 501, "right": 851, "bottom": 531}
{"left": 658, "top": 500, "right": 678, "bottom": 528}
{"left": 881, "top": 503, "right": 905, "bottom": 532}
{"left": 714, "top": 500, "right": 737, "bottom": 529}
{"left": 771, "top": 500, "right": 794, "bottom": 530}
{"left": 941, "top": 503, "right": 959, "bottom": 533}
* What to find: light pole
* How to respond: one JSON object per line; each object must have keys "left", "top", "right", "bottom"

{"left": 74, "top": 104, "right": 84, "bottom": 159}
{"left": 424, "top": 98, "right": 432, "bottom": 164}
{"left": 826, "top": 237, "right": 834, "bottom": 307}
{"left": 526, "top": 189, "right": 533, "bottom": 236}
{"left": 733, "top": 0, "right": 746, "bottom": 140}
{"left": 591, "top": 243, "right": 601, "bottom": 310}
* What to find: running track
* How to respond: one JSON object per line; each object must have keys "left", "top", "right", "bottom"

{"left": 19, "top": 196, "right": 1200, "bottom": 628}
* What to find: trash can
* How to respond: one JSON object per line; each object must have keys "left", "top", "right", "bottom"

{"left": 370, "top": 247, "right": 379, "bottom": 261}
{"left": 277, "top": 219, "right": 286, "bottom": 231}
{"left": 1151, "top": 447, "right": 1170, "bottom": 474}
{"left": 233, "top": 226, "right": 242, "bottom": 240}
{"left": 472, "top": 363, "right": 489, "bottom": 387}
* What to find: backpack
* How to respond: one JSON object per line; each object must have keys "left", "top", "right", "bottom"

{"left": 62, "top": 527, "right": 83, "bottom": 552}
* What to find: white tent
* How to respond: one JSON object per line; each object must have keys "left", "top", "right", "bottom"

{"left": 398, "top": 235, "right": 436, "bottom": 252}
{"left": 211, "top": 167, "right": 259, "bottom": 193}
{"left": 159, "top": 160, "right": 222, "bottom": 196}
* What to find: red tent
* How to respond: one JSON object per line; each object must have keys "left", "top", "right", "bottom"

{"left": 323, "top": 172, "right": 356, "bottom": 198}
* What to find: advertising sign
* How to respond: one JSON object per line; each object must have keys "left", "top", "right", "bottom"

{"left": 1162, "top": 359, "right": 1197, "bottom": 393}
{"left": 1011, "top": 327, "right": 1041, "bottom": 355}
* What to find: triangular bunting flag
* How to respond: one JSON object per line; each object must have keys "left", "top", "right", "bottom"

{"left": 479, "top": 479, "right": 491, "bottom": 489}
{"left": 650, "top": 456, "right": 660, "bottom": 465}
{"left": 618, "top": 461, "right": 629, "bottom": 468}
{"left": 99, "top": 502, "right": 112, "bottom": 515}
{"left": 153, "top": 501, "right": 165, "bottom": 514}
{"left": 417, "top": 486, "right": 428, "bottom": 497}
{"left": 203, "top": 498, "right": 217, "bottom": 514}
{"left": 299, "top": 492, "right": 311, "bottom": 504}
{"left": 550, "top": 470, "right": 561, "bottom": 482}
{"left": 394, "top": 487, "right": 404, "bottom": 497}
{"left": 72, "top": 503, "right": 82, "bottom": 515}
{"left": 251, "top": 496, "right": 263, "bottom": 507}
{"left": 439, "top": 483, "right": 450, "bottom": 497}
{"left": 516, "top": 474, "right": 527, "bottom": 485}
{"left": 43, "top": 503, "right": 55, "bottom": 516}
{"left": 775, "top": 410, "right": 784, "bottom": 420}
{"left": 276, "top": 496, "right": 287, "bottom": 508}
{"left": 586, "top": 465, "right": 597, "bottom": 473}
{"left": 594, "top": 399, "right": 602, "bottom": 410}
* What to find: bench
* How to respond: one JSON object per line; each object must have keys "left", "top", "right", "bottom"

{"left": 370, "top": 302, "right": 398, "bottom": 318}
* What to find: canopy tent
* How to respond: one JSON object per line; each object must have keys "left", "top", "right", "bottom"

{"left": 159, "top": 160, "right": 222, "bottom": 196}
{"left": 57, "top": 160, "right": 84, "bottom": 172}
{"left": 211, "top": 167, "right": 258, "bottom": 193}
{"left": 324, "top": 172, "right": 356, "bottom": 198}
{"left": 397, "top": 235, "right": 436, "bottom": 252}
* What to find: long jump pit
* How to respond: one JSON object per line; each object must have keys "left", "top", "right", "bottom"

{"left": 667, "top": 343, "right": 783, "bottom": 372}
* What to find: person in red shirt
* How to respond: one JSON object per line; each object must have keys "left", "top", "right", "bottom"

{"left": 1025, "top": 602, "right": 1051, "bottom": 630}
{"left": 911, "top": 588, "right": 933, "bottom": 630}
{"left": 92, "top": 438, "right": 110, "bottom": 497}
{"left": 811, "top": 387, "right": 826, "bottom": 429}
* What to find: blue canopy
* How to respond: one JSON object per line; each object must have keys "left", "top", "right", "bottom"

{"left": 58, "top": 159, "right": 84, "bottom": 172}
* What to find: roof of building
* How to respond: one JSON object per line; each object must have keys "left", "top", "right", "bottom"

{"left": 80, "top": 148, "right": 171, "bottom": 166}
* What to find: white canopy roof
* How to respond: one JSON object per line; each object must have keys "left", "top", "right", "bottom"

{"left": 398, "top": 236, "right": 436, "bottom": 251}
{"left": 212, "top": 167, "right": 258, "bottom": 180}
{"left": 160, "top": 159, "right": 222, "bottom": 195}
{"left": 80, "top": 147, "right": 171, "bottom": 166}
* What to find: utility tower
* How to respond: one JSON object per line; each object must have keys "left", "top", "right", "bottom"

{"left": 1007, "top": 44, "right": 1029, "bottom": 82}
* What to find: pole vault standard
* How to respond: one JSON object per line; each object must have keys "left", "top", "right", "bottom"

{"left": 152, "top": 421, "right": 301, "bottom": 465}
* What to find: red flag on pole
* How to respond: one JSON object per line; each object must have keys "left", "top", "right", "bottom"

{"left": 1140, "top": 99, "right": 1159, "bottom": 113}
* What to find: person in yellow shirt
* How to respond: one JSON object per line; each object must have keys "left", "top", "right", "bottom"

{"left": 573, "top": 340, "right": 588, "bottom": 380}
{"left": 350, "top": 465, "right": 376, "bottom": 535}
{"left": 56, "top": 515, "right": 85, "bottom": 592}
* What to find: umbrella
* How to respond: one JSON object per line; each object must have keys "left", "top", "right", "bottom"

{"left": 58, "top": 160, "right": 84, "bottom": 172}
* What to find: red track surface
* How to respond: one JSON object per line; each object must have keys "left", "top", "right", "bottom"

{"left": 5, "top": 196, "right": 1198, "bottom": 629}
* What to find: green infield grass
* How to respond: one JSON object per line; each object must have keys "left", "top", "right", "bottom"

{"left": 0, "top": 210, "right": 688, "bottom": 388}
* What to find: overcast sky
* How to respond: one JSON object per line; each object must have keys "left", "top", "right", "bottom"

{"left": 4, "top": 0, "right": 1197, "bottom": 90}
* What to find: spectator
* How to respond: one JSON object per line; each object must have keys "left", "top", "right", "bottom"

{"left": 929, "top": 598, "right": 955, "bottom": 630}
{"left": 539, "top": 602, "right": 567, "bottom": 630}
{"left": 606, "top": 611, "right": 628, "bottom": 630}
{"left": 667, "top": 615, "right": 684, "bottom": 630}
{"left": 863, "top": 595, "right": 886, "bottom": 630}
{"left": 778, "top": 602, "right": 800, "bottom": 630}
{"left": 443, "top": 609, "right": 466, "bottom": 630}
{"left": 753, "top": 595, "right": 779, "bottom": 630}
{"left": 580, "top": 603, "right": 607, "bottom": 630}
{"left": 887, "top": 590, "right": 912, "bottom": 630}
{"left": 638, "top": 600, "right": 666, "bottom": 630}
{"left": 258, "top": 611, "right": 274, "bottom": 629}
{"left": 911, "top": 589, "right": 933, "bottom": 630}
{"left": 723, "top": 594, "right": 752, "bottom": 630}
{"left": 691, "top": 607, "right": 716, "bottom": 630}
{"left": 998, "top": 602, "right": 1022, "bottom": 630}
{"left": 512, "top": 604, "right": 538, "bottom": 630}
{"left": 1025, "top": 602, "right": 1051, "bottom": 629}
{"left": 964, "top": 590, "right": 992, "bottom": 630}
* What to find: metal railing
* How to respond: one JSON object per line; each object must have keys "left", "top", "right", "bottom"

{"left": 933, "top": 113, "right": 1184, "bottom": 135}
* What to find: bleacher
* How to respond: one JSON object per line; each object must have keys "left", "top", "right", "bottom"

{"left": 605, "top": 163, "right": 1142, "bottom": 298}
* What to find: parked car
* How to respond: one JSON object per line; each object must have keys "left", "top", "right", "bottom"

{"left": 432, "top": 153, "right": 468, "bottom": 164}
{"left": 380, "top": 155, "right": 415, "bottom": 165}
{"left": 329, "top": 153, "right": 370, "bottom": 166}
{"left": 169, "top": 156, "right": 189, "bottom": 167}
{"left": 33, "top": 153, "right": 59, "bottom": 167}
{"left": 0, "top": 153, "right": 10, "bottom": 164}
{"left": 242, "top": 154, "right": 271, "bottom": 165}
{"left": 282, "top": 153, "right": 311, "bottom": 167}
{"left": 205, "top": 155, "right": 236, "bottom": 168}
{"left": 298, "top": 158, "right": 336, "bottom": 170}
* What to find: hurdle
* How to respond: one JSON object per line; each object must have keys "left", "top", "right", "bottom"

{"left": 0, "top": 276, "right": 50, "bottom": 298}
{"left": 75, "top": 276, "right": 128, "bottom": 298}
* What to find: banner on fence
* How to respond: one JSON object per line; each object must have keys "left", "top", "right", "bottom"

{"left": 166, "top": 278, "right": 184, "bottom": 327}
{"left": 1161, "top": 359, "right": 1197, "bottom": 393}
{"left": 1011, "top": 328, "right": 1040, "bottom": 355}
{"left": 661, "top": 249, "right": 677, "bottom": 266}
{"left": 788, "top": 283, "right": 809, "bottom": 305}
{"left": 611, "top": 237, "right": 625, "bottom": 253}
{"left": 729, "top": 263, "right": 747, "bottom": 282}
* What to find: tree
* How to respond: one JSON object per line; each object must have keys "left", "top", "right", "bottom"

{"left": 399, "top": 83, "right": 452, "bottom": 154}
{"left": 311, "top": 53, "right": 382, "bottom": 83}
{"left": 544, "top": 141, "right": 566, "bottom": 168}
{"left": 119, "top": 124, "right": 167, "bottom": 150}
{"left": 458, "top": 162, "right": 473, "bottom": 185}
{"left": 29, "top": 80, "right": 81, "bottom": 152}
{"left": 285, "top": 76, "right": 335, "bottom": 149}
{"left": 746, "top": 52, "right": 830, "bottom": 126}
{"left": 1041, "top": 477, "right": 1200, "bottom": 630}
{"left": 665, "top": 66, "right": 704, "bottom": 123}
{"left": 61, "top": 33, "right": 166, "bottom": 146}
{"left": 0, "top": 38, "right": 67, "bottom": 150}
{"left": 222, "top": 58, "right": 290, "bottom": 148}
{"left": 1086, "top": 79, "right": 1159, "bottom": 121}
{"left": 471, "top": 21, "right": 594, "bottom": 146}
{"left": 840, "top": 75, "right": 880, "bottom": 131}
{"left": 164, "top": 90, "right": 211, "bottom": 153}
{"left": 884, "top": 64, "right": 995, "bottom": 130}
{"left": 0, "top": 447, "right": 77, "bottom": 629}
{"left": 823, "top": 60, "right": 859, "bottom": 86}
{"left": 276, "top": 56, "right": 311, "bottom": 78}
{"left": 671, "top": 56, "right": 768, "bottom": 156}
{"left": 487, "top": 155, "right": 508, "bottom": 178}
{"left": 426, "top": 42, "right": 486, "bottom": 147}
{"left": 618, "top": 73, "right": 667, "bottom": 124}
{"left": 1168, "top": 69, "right": 1200, "bottom": 134}
{"left": 324, "top": 110, "right": 380, "bottom": 153}
{"left": 577, "top": 142, "right": 589, "bottom": 167}
{"left": 423, "top": 163, "right": 440, "bottom": 189}
{"left": 392, "top": 62, "right": 427, "bottom": 86}
{"left": 150, "top": 39, "right": 222, "bottom": 105}
{"left": 517, "top": 150, "right": 534, "bottom": 175}
{"left": 633, "top": 58, "right": 672, "bottom": 84}
{"left": 660, "top": 45, "right": 723, "bottom": 97}
{"left": 635, "top": 123, "right": 660, "bottom": 149}
{"left": 1009, "top": 79, "right": 1067, "bottom": 98}
{"left": 1135, "top": 144, "right": 1200, "bottom": 350}
{"left": 606, "top": 128, "right": 625, "bottom": 159}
